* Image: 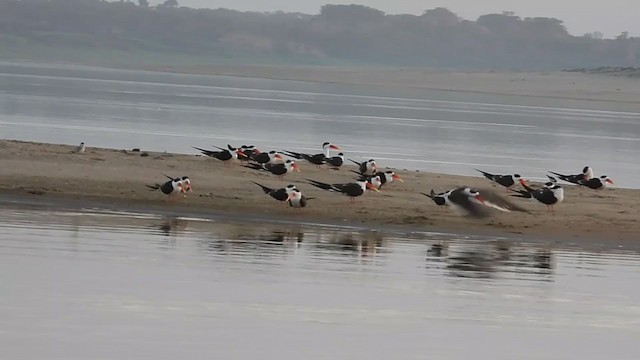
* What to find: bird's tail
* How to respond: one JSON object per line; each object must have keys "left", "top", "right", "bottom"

{"left": 281, "top": 150, "right": 305, "bottom": 159}
{"left": 420, "top": 191, "right": 434, "bottom": 199}
{"left": 509, "top": 188, "right": 532, "bottom": 198}
{"left": 146, "top": 184, "right": 161, "bottom": 191}
{"left": 307, "top": 179, "right": 333, "bottom": 191}
{"left": 348, "top": 158, "right": 361, "bottom": 166}
{"left": 475, "top": 169, "right": 494, "bottom": 181}
{"left": 251, "top": 181, "right": 271, "bottom": 194}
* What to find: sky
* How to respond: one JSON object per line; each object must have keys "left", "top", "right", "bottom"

{"left": 149, "top": 0, "right": 638, "bottom": 38}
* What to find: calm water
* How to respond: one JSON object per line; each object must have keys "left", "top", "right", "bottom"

{"left": 1, "top": 201, "right": 639, "bottom": 359}
{"left": 1, "top": 61, "right": 640, "bottom": 188}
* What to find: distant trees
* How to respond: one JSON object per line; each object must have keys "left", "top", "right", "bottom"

{"left": 0, "top": 1, "right": 638, "bottom": 69}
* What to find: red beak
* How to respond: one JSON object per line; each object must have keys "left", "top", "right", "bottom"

{"left": 292, "top": 163, "right": 300, "bottom": 172}
{"left": 606, "top": 179, "right": 614, "bottom": 184}
{"left": 237, "top": 150, "right": 246, "bottom": 157}
{"left": 392, "top": 174, "right": 404, "bottom": 182}
{"left": 274, "top": 154, "right": 283, "bottom": 160}
{"left": 329, "top": 144, "right": 340, "bottom": 150}
{"left": 475, "top": 194, "right": 485, "bottom": 204}
{"left": 366, "top": 182, "right": 380, "bottom": 192}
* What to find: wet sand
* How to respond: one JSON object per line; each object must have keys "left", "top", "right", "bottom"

{"left": 1, "top": 140, "right": 638, "bottom": 241}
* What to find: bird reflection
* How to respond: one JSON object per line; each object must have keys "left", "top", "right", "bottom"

{"left": 157, "top": 217, "right": 188, "bottom": 237}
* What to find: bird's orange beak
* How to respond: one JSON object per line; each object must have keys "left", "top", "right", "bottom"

{"left": 275, "top": 154, "right": 283, "bottom": 160}
{"left": 366, "top": 182, "right": 380, "bottom": 192}
{"left": 329, "top": 144, "right": 340, "bottom": 150}
{"left": 237, "top": 150, "right": 246, "bottom": 157}
{"left": 606, "top": 179, "right": 614, "bottom": 184}
{"left": 392, "top": 174, "right": 404, "bottom": 182}
{"left": 292, "top": 163, "right": 300, "bottom": 172}
{"left": 475, "top": 194, "right": 485, "bottom": 204}
{"left": 518, "top": 178, "right": 527, "bottom": 186}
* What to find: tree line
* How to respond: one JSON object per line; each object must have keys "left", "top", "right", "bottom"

{"left": 1, "top": 0, "right": 638, "bottom": 69}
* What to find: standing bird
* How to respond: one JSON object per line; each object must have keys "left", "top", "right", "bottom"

{"left": 510, "top": 182, "right": 554, "bottom": 199}
{"left": 250, "top": 150, "right": 284, "bottom": 165}
{"left": 349, "top": 158, "right": 377, "bottom": 176}
{"left": 146, "top": 177, "right": 185, "bottom": 198}
{"left": 287, "top": 189, "right": 314, "bottom": 208}
{"left": 518, "top": 179, "right": 564, "bottom": 212}
{"left": 244, "top": 159, "right": 300, "bottom": 178}
{"left": 252, "top": 182, "right": 297, "bottom": 204}
{"left": 73, "top": 142, "right": 85, "bottom": 154}
{"left": 476, "top": 169, "right": 521, "bottom": 190}
{"left": 307, "top": 178, "right": 379, "bottom": 203}
{"left": 282, "top": 142, "right": 340, "bottom": 167}
{"left": 549, "top": 166, "right": 593, "bottom": 185}
{"left": 577, "top": 175, "right": 614, "bottom": 190}
{"left": 325, "top": 152, "right": 345, "bottom": 169}
{"left": 193, "top": 146, "right": 245, "bottom": 164}
{"left": 162, "top": 174, "right": 193, "bottom": 192}
{"left": 228, "top": 144, "right": 259, "bottom": 161}
{"left": 354, "top": 170, "right": 403, "bottom": 190}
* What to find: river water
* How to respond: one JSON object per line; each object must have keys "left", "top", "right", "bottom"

{"left": 1, "top": 61, "right": 640, "bottom": 188}
{"left": 1, "top": 201, "right": 639, "bottom": 359}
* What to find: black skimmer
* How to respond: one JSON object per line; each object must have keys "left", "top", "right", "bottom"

{"left": 549, "top": 166, "right": 593, "bottom": 185}
{"left": 518, "top": 179, "right": 564, "bottom": 212}
{"left": 162, "top": 174, "right": 192, "bottom": 192}
{"left": 193, "top": 146, "right": 245, "bottom": 163}
{"left": 250, "top": 150, "right": 284, "bottom": 165}
{"left": 282, "top": 142, "right": 340, "bottom": 167}
{"left": 244, "top": 159, "right": 300, "bottom": 177}
{"left": 577, "top": 175, "right": 614, "bottom": 190}
{"left": 146, "top": 177, "right": 185, "bottom": 197}
{"left": 349, "top": 158, "right": 377, "bottom": 176}
{"left": 252, "top": 182, "right": 297, "bottom": 204}
{"left": 421, "top": 189, "right": 449, "bottom": 206}
{"left": 325, "top": 153, "right": 345, "bottom": 169}
{"left": 510, "top": 182, "right": 554, "bottom": 199}
{"left": 307, "top": 178, "right": 379, "bottom": 203}
{"left": 476, "top": 169, "right": 521, "bottom": 190}
{"left": 228, "top": 144, "right": 259, "bottom": 161}
{"left": 73, "top": 142, "right": 85, "bottom": 154}
{"left": 287, "top": 189, "right": 314, "bottom": 208}
{"left": 355, "top": 170, "right": 404, "bottom": 188}
{"left": 425, "top": 187, "right": 528, "bottom": 217}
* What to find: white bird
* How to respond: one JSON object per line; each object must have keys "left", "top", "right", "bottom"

{"left": 74, "top": 142, "right": 85, "bottom": 153}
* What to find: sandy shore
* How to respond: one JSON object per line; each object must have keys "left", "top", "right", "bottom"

{"left": 137, "top": 64, "right": 640, "bottom": 104}
{"left": 1, "top": 140, "right": 638, "bottom": 241}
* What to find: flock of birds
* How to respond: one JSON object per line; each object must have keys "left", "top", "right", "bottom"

{"left": 138, "top": 141, "right": 614, "bottom": 219}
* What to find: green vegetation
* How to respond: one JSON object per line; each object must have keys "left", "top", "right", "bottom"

{"left": 1, "top": 0, "right": 639, "bottom": 70}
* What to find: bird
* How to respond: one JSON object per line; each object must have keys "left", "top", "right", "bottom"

{"left": 307, "top": 178, "right": 379, "bottom": 203}
{"left": 73, "top": 142, "right": 85, "bottom": 154}
{"left": 252, "top": 182, "right": 297, "bottom": 204}
{"left": 476, "top": 169, "right": 521, "bottom": 190}
{"left": 549, "top": 166, "right": 593, "bottom": 185}
{"left": 228, "top": 144, "right": 259, "bottom": 161}
{"left": 518, "top": 179, "right": 564, "bottom": 212}
{"left": 282, "top": 142, "right": 340, "bottom": 167}
{"left": 355, "top": 170, "right": 404, "bottom": 189}
{"left": 421, "top": 189, "right": 450, "bottom": 206}
{"left": 249, "top": 150, "right": 284, "bottom": 165}
{"left": 146, "top": 177, "right": 185, "bottom": 197}
{"left": 287, "top": 188, "right": 314, "bottom": 208}
{"left": 162, "top": 174, "right": 192, "bottom": 192}
{"left": 193, "top": 146, "right": 245, "bottom": 163}
{"left": 510, "top": 181, "right": 554, "bottom": 199}
{"left": 244, "top": 159, "right": 300, "bottom": 177}
{"left": 349, "top": 158, "right": 377, "bottom": 176}
{"left": 577, "top": 175, "right": 614, "bottom": 190}
{"left": 425, "top": 187, "right": 528, "bottom": 218}
{"left": 325, "top": 152, "right": 345, "bottom": 168}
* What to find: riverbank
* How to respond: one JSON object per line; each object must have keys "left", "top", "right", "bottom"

{"left": 1, "top": 140, "right": 638, "bottom": 241}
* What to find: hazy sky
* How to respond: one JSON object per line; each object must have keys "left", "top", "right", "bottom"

{"left": 150, "top": 0, "right": 637, "bottom": 38}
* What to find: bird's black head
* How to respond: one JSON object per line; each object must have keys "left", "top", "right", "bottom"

{"left": 268, "top": 150, "right": 277, "bottom": 154}
{"left": 322, "top": 142, "right": 330, "bottom": 146}
{"left": 514, "top": 174, "right": 521, "bottom": 178}
{"left": 583, "top": 166, "right": 590, "bottom": 173}
{"left": 600, "top": 175, "right": 607, "bottom": 178}
{"left": 337, "top": 153, "right": 344, "bottom": 156}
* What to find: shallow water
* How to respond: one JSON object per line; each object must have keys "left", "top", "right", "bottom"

{"left": 1, "top": 61, "right": 640, "bottom": 188}
{"left": 1, "top": 203, "right": 639, "bottom": 359}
